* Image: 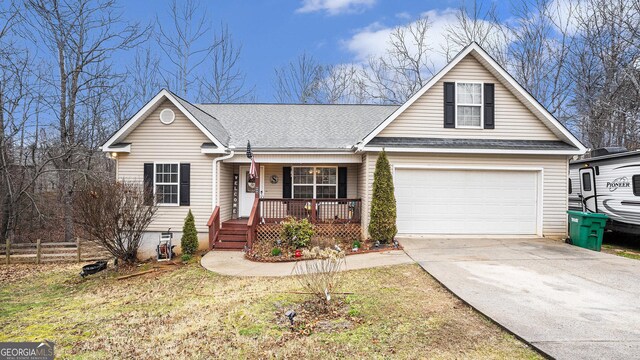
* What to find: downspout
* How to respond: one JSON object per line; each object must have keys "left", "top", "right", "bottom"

{"left": 212, "top": 150, "right": 235, "bottom": 211}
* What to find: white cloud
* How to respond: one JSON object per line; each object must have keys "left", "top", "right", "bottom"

{"left": 547, "top": 0, "right": 585, "bottom": 35}
{"left": 296, "top": 0, "right": 376, "bottom": 15}
{"left": 342, "top": 9, "right": 459, "bottom": 69}
{"left": 395, "top": 12, "right": 411, "bottom": 20}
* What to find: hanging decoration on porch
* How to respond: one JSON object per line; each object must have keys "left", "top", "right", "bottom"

{"left": 247, "top": 140, "right": 258, "bottom": 181}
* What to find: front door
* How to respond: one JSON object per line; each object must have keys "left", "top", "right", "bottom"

{"left": 239, "top": 166, "right": 264, "bottom": 218}
{"left": 579, "top": 167, "right": 597, "bottom": 212}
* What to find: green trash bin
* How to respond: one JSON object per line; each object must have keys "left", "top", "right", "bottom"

{"left": 566, "top": 210, "right": 608, "bottom": 251}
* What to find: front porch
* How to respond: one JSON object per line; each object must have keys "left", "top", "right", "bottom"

{"left": 208, "top": 158, "right": 366, "bottom": 251}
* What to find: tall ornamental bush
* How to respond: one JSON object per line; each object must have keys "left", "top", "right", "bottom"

{"left": 181, "top": 210, "right": 199, "bottom": 255}
{"left": 368, "top": 151, "right": 397, "bottom": 243}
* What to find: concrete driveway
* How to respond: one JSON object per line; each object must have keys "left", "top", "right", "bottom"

{"left": 400, "top": 237, "right": 640, "bottom": 360}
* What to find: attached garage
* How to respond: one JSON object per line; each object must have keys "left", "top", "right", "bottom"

{"left": 394, "top": 167, "right": 541, "bottom": 235}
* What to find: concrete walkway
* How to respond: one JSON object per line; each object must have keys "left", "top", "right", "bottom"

{"left": 400, "top": 236, "right": 640, "bottom": 360}
{"left": 200, "top": 250, "right": 413, "bottom": 277}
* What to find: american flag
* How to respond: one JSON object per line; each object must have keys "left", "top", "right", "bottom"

{"left": 247, "top": 141, "right": 257, "bottom": 180}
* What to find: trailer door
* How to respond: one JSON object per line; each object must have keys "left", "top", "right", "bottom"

{"left": 579, "top": 167, "right": 597, "bottom": 212}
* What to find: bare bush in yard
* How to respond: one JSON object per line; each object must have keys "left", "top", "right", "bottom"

{"left": 75, "top": 179, "right": 157, "bottom": 264}
{"left": 292, "top": 247, "right": 346, "bottom": 307}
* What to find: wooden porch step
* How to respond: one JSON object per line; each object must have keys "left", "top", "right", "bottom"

{"left": 218, "top": 233, "right": 247, "bottom": 241}
{"left": 214, "top": 241, "right": 246, "bottom": 250}
{"left": 219, "top": 228, "right": 247, "bottom": 235}
{"left": 221, "top": 224, "right": 249, "bottom": 231}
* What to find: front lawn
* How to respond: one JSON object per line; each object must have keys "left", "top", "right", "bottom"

{"left": 0, "top": 261, "right": 540, "bottom": 359}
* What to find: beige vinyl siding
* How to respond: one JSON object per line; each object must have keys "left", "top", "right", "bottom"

{"left": 361, "top": 152, "right": 569, "bottom": 239}
{"left": 378, "top": 54, "right": 558, "bottom": 140}
{"left": 117, "top": 100, "right": 214, "bottom": 234}
{"left": 249, "top": 163, "right": 359, "bottom": 199}
{"left": 218, "top": 162, "right": 233, "bottom": 222}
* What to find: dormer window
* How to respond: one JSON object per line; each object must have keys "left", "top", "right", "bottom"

{"left": 456, "top": 82, "right": 483, "bottom": 128}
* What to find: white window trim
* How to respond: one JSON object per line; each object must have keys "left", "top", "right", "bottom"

{"left": 153, "top": 161, "right": 180, "bottom": 206}
{"left": 292, "top": 166, "right": 338, "bottom": 199}
{"left": 454, "top": 81, "right": 484, "bottom": 129}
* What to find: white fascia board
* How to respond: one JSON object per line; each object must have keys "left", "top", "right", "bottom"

{"left": 359, "top": 42, "right": 586, "bottom": 154}
{"left": 201, "top": 147, "right": 227, "bottom": 154}
{"left": 101, "top": 144, "right": 131, "bottom": 153}
{"left": 101, "top": 89, "right": 227, "bottom": 152}
{"left": 362, "top": 146, "right": 582, "bottom": 155}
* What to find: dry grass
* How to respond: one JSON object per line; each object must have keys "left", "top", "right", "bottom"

{"left": 0, "top": 260, "right": 541, "bottom": 359}
{"left": 602, "top": 231, "right": 640, "bottom": 260}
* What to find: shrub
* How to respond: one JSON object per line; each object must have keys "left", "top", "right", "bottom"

{"left": 75, "top": 179, "right": 157, "bottom": 264}
{"left": 181, "top": 210, "right": 199, "bottom": 255}
{"left": 181, "top": 253, "right": 192, "bottom": 262}
{"left": 281, "top": 217, "right": 314, "bottom": 248}
{"left": 352, "top": 240, "right": 361, "bottom": 249}
{"left": 271, "top": 247, "right": 282, "bottom": 256}
{"left": 368, "top": 151, "right": 397, "bottom": 243}
{"left": 293, "top": 247, "right": 345, "bottom": 307}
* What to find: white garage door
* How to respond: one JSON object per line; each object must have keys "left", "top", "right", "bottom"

{"left": 395, "top": 168, "right": 539, "bottom": 235}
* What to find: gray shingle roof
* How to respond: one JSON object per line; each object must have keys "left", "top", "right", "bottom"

{"left": 196, "top": 103, "right": 398, "bottom": 149}
{"left": 368, "top": 137, "right": 578, "bottom": 150}
{"left": 169, "top": 92, "right": 231, "bottom": 146}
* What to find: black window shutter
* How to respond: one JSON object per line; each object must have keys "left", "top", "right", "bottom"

{"left": 444, "top": 82, "right": 455, "bottom": 128}
{"left": 143, "top": 163, "right": 154, "bottom": 205}
{"left": 338, "top": 167, "right": 347, "bottom": 198}
{"left": 484, "top": 83, "right": 495, "bottom": 129}
{"left": 179, "top": 163, "right": 190, "bottom": 206}
{"left": 283, "top": 167, "right": 292, "bottom": 199}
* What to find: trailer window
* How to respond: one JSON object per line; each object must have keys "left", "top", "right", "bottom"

{"left": 633, "top": 175, "right": 640, "bottom": 196}
{"left": 568, "top": 178, "right": 572, "bottom": 194}
{"left": 582, "top": 172, "right": 592, "bottom": 192}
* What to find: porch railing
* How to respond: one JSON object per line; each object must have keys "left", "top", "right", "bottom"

{"left": 207, "top": 206, "right": 220, "bottom": 250}
{"left": 247, "top": 199, "right": 261, "bottom": 248}
{"left": 259, "top": 198, "right": 361, "bottom": 224}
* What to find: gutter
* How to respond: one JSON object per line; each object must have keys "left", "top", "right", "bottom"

{"left": 212, "top": 150, "right": 235, "bottom": 211}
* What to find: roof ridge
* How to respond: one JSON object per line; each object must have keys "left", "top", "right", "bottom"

{"left": 196, "top": 102, "right": 400, "bottom": 106}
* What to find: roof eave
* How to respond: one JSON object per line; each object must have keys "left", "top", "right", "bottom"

{"left": 361, "top": 146, "right": 583, "bottom": 155}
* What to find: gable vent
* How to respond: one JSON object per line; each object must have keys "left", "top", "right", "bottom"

{"left": 159, "top": 108, "right": 175, "bottom": 125}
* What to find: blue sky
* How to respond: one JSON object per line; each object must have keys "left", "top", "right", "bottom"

{"left": 121, "top": 0, "right": 508, "bottom": 101}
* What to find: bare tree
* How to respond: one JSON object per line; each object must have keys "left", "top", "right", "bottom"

{"left": 198, "top": 24, "right": 253, "bottom": 103}
{"left": 157, "top": 0, "right": 213, "bottom": 97}
{"left": 24, "top": 0, "right": 148, "bottom": 242}
{"left": 273, "top": 52, "right": 324, "bottom": 103}
{"left": 361, "top": 17, "right": 436, "bottom": 104}
{"left": 0, "top": 1, "right": 52, "bottom": 243}
{"left": 315, "top": 64, "right": 358, "bottom": 104}
{"left": 129, "top": 46, "right": 162, "bottom": 112}
{"left": 569, "top": 0, "right": 640, "bottom": 148}
{"left": 443, "top": 0, "right": 506, "bottom": 63}
{"left": 75, "top": 179, "right": 157, "bottom": 264}
{"left": 501, "top": 0, "right": 575, "bottom": 120}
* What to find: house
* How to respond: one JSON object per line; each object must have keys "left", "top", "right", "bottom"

{"left": 101, "top": 43, "right": 586, "bottom": 258}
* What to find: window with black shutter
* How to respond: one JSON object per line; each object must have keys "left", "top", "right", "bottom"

{"left": 179, "top": 163, "right": 190, "bottom": 206}
{"left": 444, "top": 82, "right": 455, "bottom": 128}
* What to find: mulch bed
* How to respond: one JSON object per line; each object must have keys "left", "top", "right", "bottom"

{"left": 273, "top": 298, "right": 362, "bottom": 337}
{"left": 245, "top": 240, "right": 401, "bottom": 263}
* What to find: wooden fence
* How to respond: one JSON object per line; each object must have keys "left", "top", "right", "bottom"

{"left": 1, "top": 238, "right": 111, "bottom": 264}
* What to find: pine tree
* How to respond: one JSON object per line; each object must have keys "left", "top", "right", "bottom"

{"left": 368, "top": 151, "right": 397, "bottom": 243}
{"left": 181, "top": 209, "right": 199, "bottom": 255}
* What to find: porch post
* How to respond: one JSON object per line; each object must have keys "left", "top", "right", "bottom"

{"left": 255, "top": 162, "right": 260, "bottom": 199}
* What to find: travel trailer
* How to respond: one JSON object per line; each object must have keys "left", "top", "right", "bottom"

{"left": 569, "top": 148, "right": 640, "bottom": 234}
